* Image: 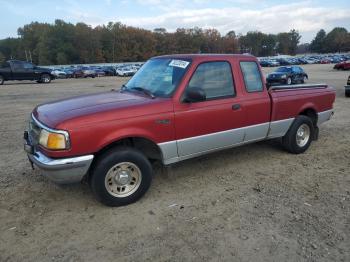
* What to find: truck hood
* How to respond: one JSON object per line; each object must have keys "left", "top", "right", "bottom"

{"left": 33, "top": 91, "right": 173, "bottom": 129}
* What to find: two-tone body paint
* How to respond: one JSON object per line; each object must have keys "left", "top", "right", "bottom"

{"left": 32, "top": 54, "right": 335, "bottom": 165}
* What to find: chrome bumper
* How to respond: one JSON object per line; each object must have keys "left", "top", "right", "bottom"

{"left": 24, "top": 132, "right": 94, "bottom": 184}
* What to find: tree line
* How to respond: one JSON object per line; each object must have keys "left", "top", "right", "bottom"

{"left": 0, "top": 20, "right": 349, "bottom": 65}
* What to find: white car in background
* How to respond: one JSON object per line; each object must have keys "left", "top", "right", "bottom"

{"left": 51, "top": 69, "right": 67, "bottom": 79}
{"left": 116, "top": 67, "right": 135, "bottom": 77}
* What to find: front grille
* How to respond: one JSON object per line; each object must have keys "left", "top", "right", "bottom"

{"left": 28, "top": 116, "right": 41, "bottom": 145}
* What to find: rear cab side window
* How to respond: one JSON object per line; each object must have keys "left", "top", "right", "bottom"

{"left": 240, "top": 61, "right": 264, "bottom": 92}
{"left": 187, "top": 61, "right": 235, "bottom": 100}
{"left": 11, "top": 61, "right": 24, "bottom": 71}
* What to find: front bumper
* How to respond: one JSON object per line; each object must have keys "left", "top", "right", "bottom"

{"left": 266, "top": 78, "right": 287, "bottom": 85}
{"left": 24, "top": 131, "right": 94, "bottom": 184}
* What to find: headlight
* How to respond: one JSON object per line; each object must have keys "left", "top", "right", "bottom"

{"left": 281, "top": 74, "right": 287, "bottom": 79}
{"left": 39, "top": 129, "right": 69, "bottom": 150}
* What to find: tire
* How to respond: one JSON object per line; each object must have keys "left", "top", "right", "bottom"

{"left": 40, "top": 74, "right": 51, "bottom": 84}
{"left": 282, "top": 115, "right": 314, "bottom": 154}
{"left": 345, "top": 90, "right": 350, "bottom": 97}
{"left": 0, "top": 75, "right": 4, "bottom": 85}
{"left": 301, "top": 76, "right": 307, "bottom": 84}
{"left": 90, "top": 147, "right": 153, "bottom": 206}
{"left": 287, "top": 77, "right": 292, "bottom": 85}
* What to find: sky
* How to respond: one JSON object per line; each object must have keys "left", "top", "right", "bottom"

{"left": 0, "top": 0, "right": 349, "bottom": 43}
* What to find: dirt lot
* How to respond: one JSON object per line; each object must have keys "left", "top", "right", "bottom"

{"left": 0, "top": 64, "right": 349, "bottom": 262}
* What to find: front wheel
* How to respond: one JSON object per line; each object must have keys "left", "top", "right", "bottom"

{"left": 286, "top": 77, "right": 292, "bottom": 85}
{"left": 282, "top": 115, "right": 314, "bottom": 154}
{"left": 40, "top": 74, "right": 51, "bottom": 84}
{"left": 90, "top": 147, "right": 153, "bottom": 206}
{"left": 0, "top": 75, "right": 4, "bottom": 85}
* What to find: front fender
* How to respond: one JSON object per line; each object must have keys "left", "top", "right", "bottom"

{"left": 97, "top": 127, "right": 160, "bottom": 151}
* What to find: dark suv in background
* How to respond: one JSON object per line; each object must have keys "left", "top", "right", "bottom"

{"left": 0, "top": 60, "right": 54, "bottom": 85}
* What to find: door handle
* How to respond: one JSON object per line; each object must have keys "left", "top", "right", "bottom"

{"left": 232, "top": 104, "right": 241, "bottom": 110}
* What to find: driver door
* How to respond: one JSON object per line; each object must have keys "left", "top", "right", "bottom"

{"left": 174, "top": 61, "right": 246, "bottom": 157}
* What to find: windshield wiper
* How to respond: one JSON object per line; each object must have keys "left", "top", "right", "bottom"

{"left": 129, "top": 86, "right": 155, "bottom": 99}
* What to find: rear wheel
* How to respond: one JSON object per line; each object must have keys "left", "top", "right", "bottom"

{"left": 287, "top": 77, "right": 292, "bottom": 85}
{"left": 0, "top": 75, "right": 4, "bottom": 85}
{"left": 40, "top": 74, "right": 51, "bottom": 84}
{"left": 90, "top": 147, "right": 153, "bottom": 206}
{"left": 282, "top": 115, "right": 314, "bottom": 154}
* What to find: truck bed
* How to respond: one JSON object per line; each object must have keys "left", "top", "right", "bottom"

{"left": 269, "top": 83, "right": 335, "bottom": 123}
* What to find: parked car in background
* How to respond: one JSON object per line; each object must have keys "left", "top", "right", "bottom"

{"left": 334, "top": 61, "right": 350, "bottom": 70}
{"left": 0, "top": 60, "right": 54, "bottom": 85}
{"left": 102, "top": 66, "right": 117, "bottom": 76}
{"left": 82, "top": 67, "right": 97, "bottom": 78}
{"left": 94, "top": 68, "right": 106, "bottom": 77}
{"left": 320, "top": 59, "right": 331, "bottom": 64}
{"left": 345, "top": 75, "right": 350, "bottom": 97}
{"left": 259, "top": 59, "right": 279, "bottom": 67}
{"left": 52, "top": 69, "right": 67, "bottom": 79}
{"left": 72, "top": 69, "right": 84, "bottom": 78}
{"left": 24, "top": 54, "right": 335, "bottom": 206}
{"left": 266, "top": 66, "right": 308, "bottom": 85}
{"left": 116, "top": 67, "right": 135, "bottom": 76}
{"left": 63, "top": 69, "right": 74, "bottom": 78}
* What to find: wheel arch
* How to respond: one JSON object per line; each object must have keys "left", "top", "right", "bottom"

{"left": 86, "top": 136, "right": 163, "bottom": 182}
{"left": 299, "top": 107, "right": 318, "bottom": 127}
{"left": 93, "top": 136, "right": 163, "bottom": 164}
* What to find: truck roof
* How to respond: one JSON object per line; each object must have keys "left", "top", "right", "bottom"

{"left": 153, "top": 53, "right": 255, "bottom": 60}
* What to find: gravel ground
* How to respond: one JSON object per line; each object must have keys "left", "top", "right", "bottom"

{"left": 0, "top": 64, "right": 349, "bottom": 262}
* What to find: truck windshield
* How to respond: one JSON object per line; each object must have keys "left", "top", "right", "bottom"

{"left": 124, "top": 58, "right": 191, "bottom": 98}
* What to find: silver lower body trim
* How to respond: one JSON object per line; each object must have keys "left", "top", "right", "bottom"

{"left": 177, "top": 127, "right": 245, "bottom": 157}
{"left": 159, "top": 118, "right": 294, "bottom": 165}
{"left": 317, "top": 109, "right": 333, "bottom": 125}
{"left": 27, "top": 150, "right": 94, "bottom": 184}
{"left": 267, "top": 118, "right": 294, "bottom": 138}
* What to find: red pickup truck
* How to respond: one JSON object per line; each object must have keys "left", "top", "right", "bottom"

{"left": 24, "top": 54, "right": 335, "bottom": 206}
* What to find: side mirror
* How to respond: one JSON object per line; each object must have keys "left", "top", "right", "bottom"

{"left": 183, "top": 87, "right": 206, "bottom": 103}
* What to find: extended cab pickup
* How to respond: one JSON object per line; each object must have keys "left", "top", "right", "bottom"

{"left": 0, "top": 60, "right": 54, "bottom": 85}
{"left": 24, "top": 54, "right": 335, "bottom": 206}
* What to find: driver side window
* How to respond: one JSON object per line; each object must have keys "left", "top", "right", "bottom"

{"left": 187, "top": 61, "right": 235, "bottom": 100}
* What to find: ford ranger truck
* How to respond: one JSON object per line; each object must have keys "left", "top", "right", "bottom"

{"left": 24, "top": 54, "right": 336, "bottom": 206}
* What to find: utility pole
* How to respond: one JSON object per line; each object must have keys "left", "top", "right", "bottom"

{"left": 25, "top": 50, "right": 28, "bottom": 61}
{"left": 29, "top": 51, "right": 32, "bottom": 63}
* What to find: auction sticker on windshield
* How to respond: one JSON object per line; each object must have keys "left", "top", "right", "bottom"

{"left": 169, "top": 60, "right": 190, "bottom": 69}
